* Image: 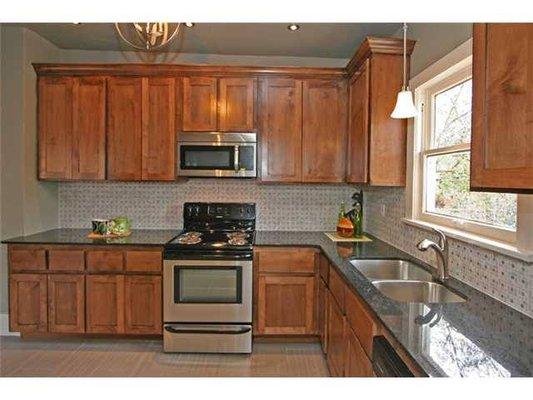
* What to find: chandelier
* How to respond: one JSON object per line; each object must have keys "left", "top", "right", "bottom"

{"left": 115, "top": 23, "right": 181, "bottom": 51}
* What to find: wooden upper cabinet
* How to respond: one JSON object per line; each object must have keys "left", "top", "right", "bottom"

{"left": 107, "top": 77, "right": 143, "bottom": 180}
{"left": 259, "top": 78, "right": 303, "bottom": 182}
{"left": 9, "top": 274, "right": 48, "bottom": 333}
{"left": 302, "top": 79, "right": 347, "bottom": 183}
{"left": 72, "top": 77, "right": 106, "bottom": 180}
{"left": 471, "top": 23, "right": 533, "bottom": 193}
{"left": 38, "top": 76, "right": 73, "bottom": 180}
{"left": 218, "top": 78, "right": 256, "bottom": 131}
{"left": 141, "top": 78, "right": 176, "bottom": 180}
{"left": 182, "top": 76, "right": 218, "bottom": 131}
{"left": 346, "top": 60, "right": 370, "bottom": 183}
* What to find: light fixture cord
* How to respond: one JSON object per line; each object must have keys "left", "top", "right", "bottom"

{"left": 402, "top": 22, "right": 407, "bottom": 90}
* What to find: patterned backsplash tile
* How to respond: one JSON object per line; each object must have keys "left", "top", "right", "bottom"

{"left": 363, "top": 186, "right": 533, "bottom": 319}
{"left": 58, "top": 180, "right": 356, "bottom": 231}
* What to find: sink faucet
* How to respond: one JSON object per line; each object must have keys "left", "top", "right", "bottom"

{"left": 416, "top": 228, "right": 449, "bottom": 283}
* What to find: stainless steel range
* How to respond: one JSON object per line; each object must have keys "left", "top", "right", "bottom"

{"left": 163, "top": 202, "right": 255, "bottom": 353}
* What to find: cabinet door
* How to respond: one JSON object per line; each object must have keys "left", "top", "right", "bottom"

{"left": 257, "top": 275, "right": 315, "bottom": 335}
{"left": 471, "top": 23, "right": 533, "bottom": 193}
{"left": 326, "top": 290, "right": 346, "bottom": 377}
{"left": 142, "top": 78, "right": 176, "bottom": 180}
{"left": 182, "top": 77, "right": 217, "bottom": 131}
{"left": 302, "top": 79, "right": 347, "bottom": 183}
{"left": 318, "top": 277, "right": 329, "bottom": 354}
{"left": 72, "top": 77, "right": 106, "bottom": 180}
{"left": 346, "top": 60, "right": 370, "bottom": 183}
{"left": 48, "top": 274, "right": 85, "bottom": 333}
{"left": 345, "top": 326, "right": 374, "bottom": 377}
{"left": 86, "top": 275, "right": 124, "bottom": 334}
{"left": 9, "top": 274, "right": 47, "bottom": 333}
{"left": 38, "top": 76, "right": 73, "bottom": 180}
{"left": 107, "top": 77, "right": 142, "bottom": 180}
{"left": 218, "top": 77, "right": 256, "bottom": 131}
{"left": 124, "top": 275, "right": 162, "bottom": 334}
{"left": 259, "top": 78, "right": 302, "bottom": 182}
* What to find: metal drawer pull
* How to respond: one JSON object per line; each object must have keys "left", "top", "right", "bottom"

{"left": 165, "top": 326, "right": 251, "bottom": 335}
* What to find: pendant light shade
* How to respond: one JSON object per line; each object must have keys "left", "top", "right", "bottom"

{"left": 391, "top": 90, "right": 417, "bottom": 118}
{"left": 391, "top": 23, "right": 417, "bottom": 119}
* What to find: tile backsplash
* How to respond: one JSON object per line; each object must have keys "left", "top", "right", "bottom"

{"left": 363, "top": 186, "right": 533, "bottom": 319}
{"left": 58, "top": 180, "right": 356, "bottom": 231}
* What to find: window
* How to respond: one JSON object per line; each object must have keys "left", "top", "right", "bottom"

{"left": 413, "top": 56, "right": 517, "bottom": 243}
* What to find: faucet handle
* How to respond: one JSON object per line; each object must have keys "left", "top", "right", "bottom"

{"left": 432, "top": 228, "right": 447, "bottom": 251}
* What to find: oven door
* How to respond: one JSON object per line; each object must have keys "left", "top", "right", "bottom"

{"left": 163, "top": 259, "right": 252, "bottom": 323}
{"left": 178, "top": 142, "right": 257, "bottom": 177}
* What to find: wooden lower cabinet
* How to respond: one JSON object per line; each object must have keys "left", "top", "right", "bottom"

{"left": 257, "top": 274, "right": 316, "bottom": 335}
{"left": 326, "top": 291, "right": 347, "bottom": 377}
{"left": 9, "top": 274, "right": 48, "bottom": 333}
{"left": 48, "top": 274, "right": 85, "bottom": 333}
{"left": 86, "top": 275, "right": 125, "bottom": 334}
{"left": 345, "top": 326, "right": 374, "bottom": 377}
{"left": 318, "top": 276, "right": 328, "bottom": 353}
{"left": 124, "top": 275, "right": 162, "bottom": 334}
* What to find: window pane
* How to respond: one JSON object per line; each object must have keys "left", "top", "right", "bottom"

{"left": 425, "top": 152, "right": 517, "bottom": 230}
{"left": 433, "top": 79, "right": 472, "bottom": 148}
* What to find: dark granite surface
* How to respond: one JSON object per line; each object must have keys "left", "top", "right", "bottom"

{"left": 2, "top": 228, "right": 178, "bottom": 246}
{"left": 3, "top": 228, "right": 533, "bottom": 376}
{"left": 256, "top": 231, "right": 533, "bottom": 377}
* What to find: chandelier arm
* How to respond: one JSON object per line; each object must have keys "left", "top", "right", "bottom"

{"left": 115, "top": 23, "right": 181, "bottom": 51}
{"left": 115, "top": 23, "right": 149, "bottom": 51}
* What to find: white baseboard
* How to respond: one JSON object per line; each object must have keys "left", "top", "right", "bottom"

{"left": 0, "top": 313, "right": 20, "bottom": 336}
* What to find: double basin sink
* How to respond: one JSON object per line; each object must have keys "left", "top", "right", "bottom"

{"left": 350, "top": 259, "right": 466, "bottom": 304}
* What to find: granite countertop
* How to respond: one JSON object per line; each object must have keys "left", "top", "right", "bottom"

{"left": 3, "top": 228, "right": 533, "bottom": 377}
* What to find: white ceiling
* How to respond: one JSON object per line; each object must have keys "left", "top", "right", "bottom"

{"left": 20, "top": 23, "right": 400, "bottom": 58}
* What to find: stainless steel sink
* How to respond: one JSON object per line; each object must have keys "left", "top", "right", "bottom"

{"left": 372, "top": 280, "right": 466, "bottom": 304}
{"left": 350, "top": 259, "right": 433, "bottom": 282}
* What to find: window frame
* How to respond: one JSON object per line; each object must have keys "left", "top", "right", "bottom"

{"left": 410, "top": 44, "right": 517, "bottom": 244}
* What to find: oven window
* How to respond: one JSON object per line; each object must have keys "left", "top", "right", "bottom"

{"left": 180, "top": 146, "right": 235, "bottom": 170}
{"left": 174, "top": 266, "right": 242, "bottom": 303}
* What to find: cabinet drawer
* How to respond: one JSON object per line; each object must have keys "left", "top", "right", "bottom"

{"left": 9, "top": 246, "right": 47, "bottom": 272}
{"left": 328, "top": 266, "right": 345, "bottom": 312}
{"left": 48, "top": 249, "right": 85, "bottom": 272}
{"left": 319, "top": 254, "right": 329, "bottom": 284}
{"left": 345, "top": 287, "right": 377, "bottom": 357}
{"left": 256, "top": 247, "right": 316, "bottom": 274}
{"left": 125, "top": 250, "right": 162, "bottom": 272}
{"left": 87, "top": 250, "right": 124, "bottom": 272}
{"left": 345, "top": 325, "right": 374, "bottom": 377}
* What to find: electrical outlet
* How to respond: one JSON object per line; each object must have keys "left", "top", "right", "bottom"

{"left": 380, "top": 204, "right": 386, "bottom": 217}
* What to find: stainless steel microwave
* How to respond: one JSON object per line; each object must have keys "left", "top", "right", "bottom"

{"left": 178, "top": 132, "right": 257, "bottom": 178}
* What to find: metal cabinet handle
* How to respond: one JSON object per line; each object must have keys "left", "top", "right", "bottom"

{"left": 165, "top": 326, "right": 251, "bottom": 335}
{"left": 234, "top": 145, "right": 240, "bottom": 172}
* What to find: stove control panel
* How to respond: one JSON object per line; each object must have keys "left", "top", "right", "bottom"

{"left": 184, "top": 202, "right": 256, "bottom": 221}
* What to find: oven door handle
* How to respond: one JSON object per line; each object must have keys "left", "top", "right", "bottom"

{"left": 234, "top": 145, "right": 240, "bottom": 172}
{"left": 165, "top": 326, "right": 251, "bottom": 335}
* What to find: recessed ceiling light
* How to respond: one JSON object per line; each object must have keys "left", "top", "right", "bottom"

{"left": 184, "top": 22, "right": 195, "bottom": 28}
{"left": 287, "top": 24, "right": 300, "bottom": 31}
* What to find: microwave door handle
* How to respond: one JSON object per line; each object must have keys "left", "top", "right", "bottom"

{"left": 234, "top": 145, "right": 240, "bottom": 172}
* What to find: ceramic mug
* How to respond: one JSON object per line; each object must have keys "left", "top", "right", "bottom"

{"left": 91, "top": 219, "right": 112, "bottom": 235}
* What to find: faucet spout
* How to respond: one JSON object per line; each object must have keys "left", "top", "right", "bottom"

{"left": 416, "top": 229, "right": 449, "bottom": 283}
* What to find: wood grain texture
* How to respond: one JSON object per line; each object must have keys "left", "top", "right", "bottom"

{"left": 344, "top": 325, "right": 374, "bottom": 377}
{"left": 86, "top": 250, "right": 124, "bottom": 272}
{"left": 48, "top": 274, "right": 85, "bottom": 333}
{"left": 124, "top": 250, "right": 162, "bottom": 272}
{"left": 218, "top": 77, "right": 256, "bottom": 131}
{"left": 141, "top": 77, "right": 176, "bottom": 181}
{"left": 257, "top": 274, "right": 316, "bottom": 335}
{"left": 255, "top": 247, "right": 316, "bottom": 274}
{"left": 326, "top": 290, "right": 346, "bottom": 377}
{"left": 107, "top": 77, "right": 143, "bottom": 180}
{"left": 318, "top": 254, "right": 330, "bottom": 284}
{"left": 302, "top": 79, "right": 347, "bottom": 183}
{"left": 86, "top": 275, "right": 125, "bottom": 334}
{"left": 471, "top": 23, "right": 533, "bottom": 193}
{"left": 318, "top": 276, "right": 329, "bottom": 354}
{"left": 346, "top": 60, "right": 370, "bottom": 183}
{"left": 259, "top": 78, "right": 303, "bottom": 182}
{"left": 9, "top": 274, "right": 48, "bottom": 333}
{"left": 345, "top": 286, "right": 378, "bottom": 357}
{"left": 38, "top": 76, "right": 73, "bottom": 180}
{"left": 71, "top": 77, "right": 106, "bottom": 180}
{"left": 328, "top": 266, "right": 346, "bottom": 313}
{"left": 182, "top": 76, "right": 218, "bottom": 131}
{"left": 48, "top": 249, "right": 85, "bottom": 272}
{"left": 9, "top": 246, "right": 47, "bottom": 272}
{"left": 124, "top": 275, "right": 162, "bottom": 334}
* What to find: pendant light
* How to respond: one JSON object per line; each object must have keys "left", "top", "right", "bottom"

{"left": 391, "top": 23, "right": 417, "bottom": 119}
